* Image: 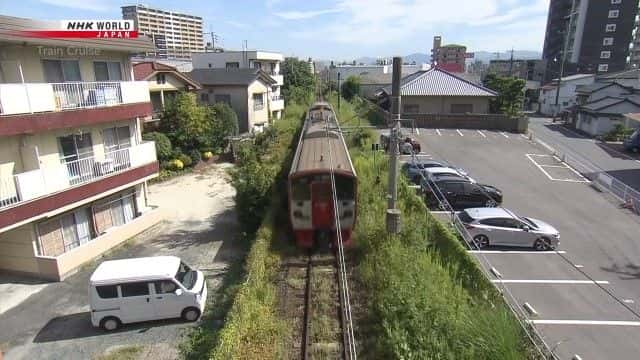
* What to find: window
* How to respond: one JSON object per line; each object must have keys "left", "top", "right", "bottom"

{"left": 500, "top": 218, "right": 523, "bottom": 229}
{"left": 601, "top": 51, "right": 612, "bottom": 59}
{"left": 480, "top": 218, "right": 505, "bottom": 227}
{"left": 225, "top": 62, "right": 239, "bottom": 69}
{"left": 92, "top": 191, "right": 137, "bottom": 235}
{"left": 598, "top": 64, "right": 609, "bottom": 72}
{"left": 96, "top": 285, "right": 118, "bottom": 298}
{"left": 214, "top": 94, "right": 231, "bottom": 105}
{"left": 200, "top": 93, "right": 209, "bottom": 102}
{"left": 175, "top": 262, "right": 197, "bottom": 290}
{"left": 121, "top": 282, "right": 150, "bottom": 297}
{"left": 93, "top": 61, "right": 122, "bottom": 81}
{"left": 59, "top": 133, "right": 94, "bottom": 183}
{"left": 403, "top": 104, "right": 419, "bottom": 113}
{"left": 603, "top": 37, "right": 614, "bottom": 46}
{"left": 103, "top": 126, "right": 131, "bottom": 153}
{"left": 156, "top": 73, "right": 166, "bottom": 84}
{"left": 450, "top": 104, "right": 473, "bottom": 114}
{"left": 253, "top": 61, "right": 262, "bottom": 70}
{"left": 608, "top": 10, "right": 620, "bottom": 18}
{"left": 154, "top": 280, "right": 178, "bottom": 294}
{"left": 611, "top": 0, "right": 622, "bottom": 4}
{"left": 42, "top": 59, "right": 81, "bottom": 82}
{"left": 37, "top": 208, "right": 93, "bottom": 256}
{"left": 606, "top": 24, "right": 617, "bottom": 32}
{"left": 253, "top": 93, "right": 264, "bottom": 110}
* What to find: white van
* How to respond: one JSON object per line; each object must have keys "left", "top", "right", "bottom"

{"left": 89, "top": 256, "right": 207, "bottom": 331}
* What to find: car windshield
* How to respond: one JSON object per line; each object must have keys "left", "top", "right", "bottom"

{"left": 631, "top": 130, "right": 639, "bottom": 141}
{"left": 458, "top": 211, "right": 474, "bottom": 223}
{"left": 520, "top": 217, "right": 538, "bottom": 229}
{"left": 175, "top": 261, "right": 197, "bottom": 290}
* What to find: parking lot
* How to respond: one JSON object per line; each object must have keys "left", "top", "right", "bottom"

{"left": 408, "top": 127, "right": 640, "bottom": 359}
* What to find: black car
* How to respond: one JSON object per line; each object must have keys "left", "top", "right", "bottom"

{"left": 421, "top": 176, "right": 503, "bottom": 210}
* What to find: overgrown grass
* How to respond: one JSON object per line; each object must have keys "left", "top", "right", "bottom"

{"left": 180, "top": 101, "right": 307, "bottom": 359}
{"left": 332, "top": 96, "right": 533, "bottom": 359}
{"left": 94, "top": 345, "right": 143, "bottom": 360}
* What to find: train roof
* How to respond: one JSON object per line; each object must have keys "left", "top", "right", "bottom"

{"left": 290, "top": 104, "right": 356, "bottom": 176}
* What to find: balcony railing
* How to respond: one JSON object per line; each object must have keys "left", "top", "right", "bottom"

{"left": 0, "top": 81, "right": 150, "bottom": 116}
{"left": 271, "top": 95, "right": 284, "bottom": 101}
{"left": 0, "top": 141, "right": 156, "bottom": 211}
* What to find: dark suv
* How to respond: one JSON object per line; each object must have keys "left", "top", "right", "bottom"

{"left": 421, "top": 176, "right": 503, "bottom": 210}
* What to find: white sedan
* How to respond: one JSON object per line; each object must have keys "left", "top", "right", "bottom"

{"left": 459, "top": 207, "right": 560, "bottom": 251}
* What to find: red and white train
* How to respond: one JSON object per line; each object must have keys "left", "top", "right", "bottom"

{"left": 288, "top": 102, "right": 358, "bottom": 248}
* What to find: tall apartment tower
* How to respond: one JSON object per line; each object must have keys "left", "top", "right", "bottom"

{"left": 629, "top": 3, "right": 640, "bottom": 68}
{"left": 122, "top": 4, "right": 204, "bottom": 60}
{"left": 431, "top": 36, "right": 467, "bottom": 73}
{"left": 542, "top": 0, "right": 639, "bottom": 82}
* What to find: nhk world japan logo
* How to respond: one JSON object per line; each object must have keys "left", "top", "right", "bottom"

{"left": 16, "top": 20, "right": 138, "bottom": 39}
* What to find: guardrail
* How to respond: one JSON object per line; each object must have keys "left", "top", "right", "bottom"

{"left": 530, "top": 133, "right": 640, "bottom": 216}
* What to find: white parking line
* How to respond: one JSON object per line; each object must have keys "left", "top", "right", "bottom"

{"left": 477, "top": 130, "right": 487, "bottom": 138}
{"left": 456, "top": 129, "right": 464, "bottom": 137}
{"left": 468, "top": 250, "right": 567, "bottom": 254}
{"left": 415, "top": 128, "right": 420, "bottom": 135}
{"left": 526, "top": 154, "right": 590, "bottom": 183}
{"left": 520, "top": 133, "right": 529, "bottom": 139}
{"left": 500, "top": 131, "right": 509, "bottom": 138}
{"left": 528, "top": 320, "right": 640, "bottom": 326}
{"left": 491, "top": 279, "right": 609, "bottom": 285}
{"left": 436, "top": 129, "right": 442, "bottom": 136}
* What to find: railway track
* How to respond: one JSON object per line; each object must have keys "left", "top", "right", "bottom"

{"left": 281, "top": 250, "right": 354, "bottom": 360}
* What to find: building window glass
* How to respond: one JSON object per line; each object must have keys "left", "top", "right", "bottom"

{"left": 601, "top": 51, "right": 612, "bottom": 59}
{"left": 253, "top": 93, "right": 264, "bottom": 110}
{"left": 37, "top": 207, "right": 93, "bottom": 257}
{"left": 598, "top": 64, "right": 609, "bottom": 72}
{"left": 214, "top": 94, "right": 231, "bottom": 105}
{"left": 156, "top": 74, "right": 166, "bottom": 84}
{"left": 611, "top": 0, "right": 622, "bottom": 3}
{"left": 225, "top": 62, "right": 239, "bottom": 69}
{"left": 603, "top": 37, "right": 614, "bottom": 46}
{"left": 200, "top": 93, "right": 209, "bottom": 102}
{"left": 93, "top": 61, "right": 123, "bottom": 81}
{"left": 608, "top": 10, "right": 620, "bottom": 18}
{"left": 42, "top": 59, "right": 81, "bottom": 83}
{"left": 92, "top": 191, "right": 137, "bottom": 235}
{"left": 606, "top": 24, "right": 617, "bottom": 32}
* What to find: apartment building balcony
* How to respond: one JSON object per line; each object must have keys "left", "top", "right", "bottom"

{"left": 0, "top": 81, "right": 152, "bottom": 136}
{"left": 268, "top": 74, "right": 284, "bottom": 86}
{"left": 0, "top": 141, "right": 158, "bottom": 231}
{"left": 270, "top": 95, "right": 285, "bottom": 111}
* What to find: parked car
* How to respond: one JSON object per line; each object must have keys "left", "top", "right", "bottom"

{"left": 402, "top": 160, "right": 469, "bottom": 184}
{"left": 89, "top": 256, "right": 207, "bottom": 331}
{"left": 459, "top": 207, "right": 560, "bottom": 251}
{"left": 422, "top": 176, "right": 503, "bottom": 210}
{"left": 623, "top": 129, "right": 639, "bottom": 152}
{"left": 423, "top": 167, "right": 476, "bottom": 183}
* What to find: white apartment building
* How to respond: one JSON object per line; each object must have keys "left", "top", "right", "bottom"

{"left": 122, "top": 4, "right": 204, "bottom": 60}
{"left": 191, "top": 50, "right": 285, "bottom": 120}
{"left": 0, "top": 15, "right": 162, "bottom": 280}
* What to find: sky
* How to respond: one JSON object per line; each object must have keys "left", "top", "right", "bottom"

{"left": 0, "top": 0, "right": 550, "bottom": 60}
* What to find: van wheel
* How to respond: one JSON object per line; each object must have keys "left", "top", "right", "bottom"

{"left": 182, "top": 307, "right": 201, "bottom": 322}
{"left": 100, "top": 316, "right": 120, "bottom": 331}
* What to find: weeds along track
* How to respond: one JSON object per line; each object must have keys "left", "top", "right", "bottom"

{"left": 280, "top": 251, "right": 348, "bottom": 359}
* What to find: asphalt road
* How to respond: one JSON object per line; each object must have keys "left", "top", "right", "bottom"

{"left": 407, "top": 127, "right": 640, "bottom": 359}
{"left": 528, "top": 117, "right": 640, "bottom": 192}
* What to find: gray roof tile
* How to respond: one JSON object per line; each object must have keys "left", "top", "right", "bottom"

{"left": 186, "top": 68, "right": 276, "bottom": 86}
{"left": 382, "top": 68, "right": 497, "bottom": 97}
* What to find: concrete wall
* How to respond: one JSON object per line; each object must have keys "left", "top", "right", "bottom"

{"left": 0, "top": 223, "right": 38, "bottom": 275}
{"left": 248, "top": 80, "right": 269, "bottom": 130}
{"left": 404, "top": 113, "right": 528, "bottom": 133}
{"left": 0, "top": 44, "right": 132, "bottom": 83}
{"left": 402, "top": 95, "right": 491, "bottom": 114}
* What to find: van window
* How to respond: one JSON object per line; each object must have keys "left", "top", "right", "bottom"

{"left": 154, "top": 280, "right": 178, "bottom": 294}
{"left": 175, "top": 262, "right": 197, "bottom": 290}
{"left": 96, "top": 285, "right": 118, "bottom": 298}
{"left": 121, "top": 282, "right": 150, "bottom": 297}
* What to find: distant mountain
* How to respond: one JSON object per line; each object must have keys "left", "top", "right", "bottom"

{"left": 404, "top": 53, "right": 429, "bottom": 64}
{"left": 353, "top": 56, "right": 378, "bottom": 65}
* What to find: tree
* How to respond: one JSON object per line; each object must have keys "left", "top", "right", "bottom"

{"left": 160, "top": 92, "right": 213, "bottom": 152}
{"left": 210, "top": 102, "right": 239, "bottom": 151}
{"left": 281, "top": 57, "right": 316, "bottom": 104}
{"left": 142, "top": 132, "right": 172, "bottom": 161}
{"left": 341, "top": 75, "right": 361, "bottom": 101}
{"left": 483, "top": 74, "right": 525, "bottom": 117}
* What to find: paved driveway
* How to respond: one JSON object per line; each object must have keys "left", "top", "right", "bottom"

{"left": 0, "top": 163, "right": 239, "bottom": 360}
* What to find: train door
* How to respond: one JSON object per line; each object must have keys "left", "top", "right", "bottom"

{"left": 311, "top": 181, "right": 334, "bottom": 229}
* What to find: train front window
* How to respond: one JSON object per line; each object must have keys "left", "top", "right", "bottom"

{"left": 335, "top": 176, "right": 355, "bottom": 200}
{"left": 292, "top": 177, "right": 311, "bottom": 201}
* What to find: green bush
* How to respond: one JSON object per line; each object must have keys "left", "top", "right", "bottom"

{"left": 189, "top": 149, "right": 202, "bottom": 164}
{"left": 178, "top": 154, "right": 193, "bottom": 167}
{"left": 142, "top": 132, "right": 172, "bottom": 161}
{"left": 341, "top": 75, "right": 361, "bottom": 101}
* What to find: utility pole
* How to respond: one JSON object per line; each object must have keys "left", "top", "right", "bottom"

{"left": 554, "top": 0, "right": 577, "bottom": 121}
{"left": 508, "top": 48, "right": 514, "bottom": 76}
{"left": 337, "top": 72, "right": 341, "bottom": 110}
{"left": 386, "top": 57, "right": 402, "bottom": 235}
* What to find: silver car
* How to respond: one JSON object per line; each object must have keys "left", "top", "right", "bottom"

{"left": 459, "top": 207, "right": 560, "bottom": 251}
{"left": 423, "top": 167, "right": 476, "bottom": 183}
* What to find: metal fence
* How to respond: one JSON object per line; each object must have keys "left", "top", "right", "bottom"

{"left": 52, "top": 82, "right": 123, "bottom": 110}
